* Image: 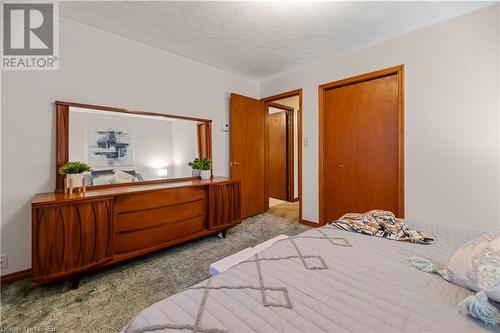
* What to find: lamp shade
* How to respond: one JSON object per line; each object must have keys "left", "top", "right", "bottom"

{"left": 157, "top": 168, "right": 168, "bottom": 177}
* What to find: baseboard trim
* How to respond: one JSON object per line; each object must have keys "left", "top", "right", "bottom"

{"left": 1, "top": 269, "right": 31, "bottom": 285}
{"left": 300, "top": 219, "right": 320, "bottom": 227}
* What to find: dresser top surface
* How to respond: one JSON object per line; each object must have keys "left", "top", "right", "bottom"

{"left": 32, "top": 177, "right": 238, "bottom": 206}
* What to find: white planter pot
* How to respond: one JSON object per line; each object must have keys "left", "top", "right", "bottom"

{"left": 192, "top": 169, "right": 201, "bottom": 177}
{"left": 200, "top": 170, "right": 211, "bottom": 180}
{"left": 66, "top": 173, "right": 84, "bottom": 187}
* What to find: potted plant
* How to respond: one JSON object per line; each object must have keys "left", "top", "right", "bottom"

{"left": 199, "top": 158, "right": 212, "bottom": 180}
{"left": 59, "top": 161, "right": 92, "bottom": 190}
{"left": 188, "top": 158, "right": 201, "bottom": 177}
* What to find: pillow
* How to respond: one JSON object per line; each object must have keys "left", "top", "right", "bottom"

{"left": 121, "top": 170, "right": 137, "bottom": 177}
{"left": 92, "top": 176, "right": 113, "bottom": 185}
{"left": 445, "top": 232, "right": 500, "bottom": 302}
{"left": 91, "top": 169, "right": 114, "bottom": 177}
{"left": 83, "top": 173, "right": 93, "bottom": 186}
{"left": 91, "top": 169, "right": 114, "bottom": 185}
{"left": 111, "top": 170, "right": 136, "bottom": 184}
{"left": 120, "top": 170, "right": 143, "bottom": 181}
{"left": 410, "top": 231, "right": 500, "bottom": 325}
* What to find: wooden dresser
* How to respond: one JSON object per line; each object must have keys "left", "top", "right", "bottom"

{"left": 31, "top": 178, "right": 241, "bottom": 287}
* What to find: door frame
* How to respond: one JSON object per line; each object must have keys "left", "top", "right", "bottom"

{"left": 318, "top": 65, "right": 405, "bottom": 225}
{"left": 267, "top": 102, "right": 294, "bottom": 201}
{"left": 262, "top": 89, "right": 308, "bottom": 225}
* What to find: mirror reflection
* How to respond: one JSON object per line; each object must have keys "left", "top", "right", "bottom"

{"left": 68, "top": 106, "right": 207, "bottom": 186}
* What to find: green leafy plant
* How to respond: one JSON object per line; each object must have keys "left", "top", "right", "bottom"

{"left": 188, "top": 158, "right": 201, "bottom": 170}
{"left": 199, "top": 158, "right": 211, "bottom": 171}
{"left": 58, "top": 161, "right": 92, "bottom": 175}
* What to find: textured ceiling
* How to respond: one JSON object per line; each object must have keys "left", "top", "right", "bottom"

{"left": 60, "top": 1, "right": 493, "bottom": 80}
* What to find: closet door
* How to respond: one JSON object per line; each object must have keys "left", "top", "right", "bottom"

{"left": 320, "top": 69, "right": 403, "bottom": 223}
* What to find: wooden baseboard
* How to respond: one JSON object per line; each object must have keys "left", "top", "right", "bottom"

{"left": 300, "top": 219, "right": 320, "bottom": 227}
{"left": 1, "top": 269, "right": 31, "bottom": 285}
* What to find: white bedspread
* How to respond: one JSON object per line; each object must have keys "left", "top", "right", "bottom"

{"left": 124, "top": 223, "right": 498, "bottom": 333}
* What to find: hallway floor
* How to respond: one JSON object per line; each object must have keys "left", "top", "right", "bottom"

{"left": 267, "top": 197, "right": 299, "bottom": 221}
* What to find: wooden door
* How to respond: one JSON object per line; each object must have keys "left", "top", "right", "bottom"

{"left": 230, "top": 94, "right": 266, "bottom": 218}
{"left": 320, "top": 67, "right": 403, "bottom": 223}
{"left": 268, "top": 112, "right": 288, "bottom": 200}
{"left": 197, "top": 122, "right": 212, "bottom": 159}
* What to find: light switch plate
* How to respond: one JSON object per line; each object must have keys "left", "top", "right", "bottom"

{"left": 221, "top": 120, "right": 229, "bottom": 132}
{"left": 303, "top": 137, "right": 309, "bottom": 146}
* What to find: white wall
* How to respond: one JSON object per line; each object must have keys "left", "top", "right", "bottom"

{"left": 0, "top": 18, "right": 258, "bottom": 275}
{"left": 171, "top": 120, "right": 199, "bottom": 178}
{"left": 261, "top": 4, "right": 500, "bottom": 230}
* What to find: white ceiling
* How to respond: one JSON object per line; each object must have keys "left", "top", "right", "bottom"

{"left": 60, "top": 1, "right": 493, "bottom": 80}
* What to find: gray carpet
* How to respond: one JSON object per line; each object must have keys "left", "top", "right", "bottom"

{"left": 1, "top": 213, "right": 309, "bottom": 332}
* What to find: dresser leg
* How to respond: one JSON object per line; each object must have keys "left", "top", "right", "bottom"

{"left": 71, "top": 277, "right": 81, "bottom": 289}
{"left": 221, "top": 230, "right": 227, "bottom": 238}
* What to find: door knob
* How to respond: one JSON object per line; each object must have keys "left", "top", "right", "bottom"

{"left": 336, "top": 164, "right": 344, "bottom": 168}
{"left": 230, "top": 162, "right": 240, "bottom": 167}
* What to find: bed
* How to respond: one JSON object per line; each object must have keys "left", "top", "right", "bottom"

{"left": 124, "top": 223, "right": 497, "bottom": 333}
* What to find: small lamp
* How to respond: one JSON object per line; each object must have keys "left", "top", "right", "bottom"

{"left": 157, "top": 168, "right": 168, "bottom": 177}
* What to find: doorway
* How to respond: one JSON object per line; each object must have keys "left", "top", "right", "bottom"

{"left": 267, "top": 102, "right": 293, "bottom": 201}
{"left": 263, "top": 90, "right": 302, "bottom": 223}
{"left": 319, "top": 65, "right": 404, "bottom": 224}
{"left": 229, "top": 89, "right": 304, "bottom": 224}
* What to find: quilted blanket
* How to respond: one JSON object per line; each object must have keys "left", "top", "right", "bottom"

{"left": 124, "top": 223, "right": 496, "bottom": 333}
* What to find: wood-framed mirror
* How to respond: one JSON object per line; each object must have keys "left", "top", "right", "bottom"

{"left": 55, "top": 101, "right": 212, "bottom": 192}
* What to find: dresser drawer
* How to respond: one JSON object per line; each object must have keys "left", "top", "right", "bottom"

{"left": 114, "top": 199, "right": 205, "bottom": 233}
{"left": 114, "top": 187, "right": 206, "bottom": 214}
{"left": 114, "top": 215, "right": 205, "bottom": 253}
